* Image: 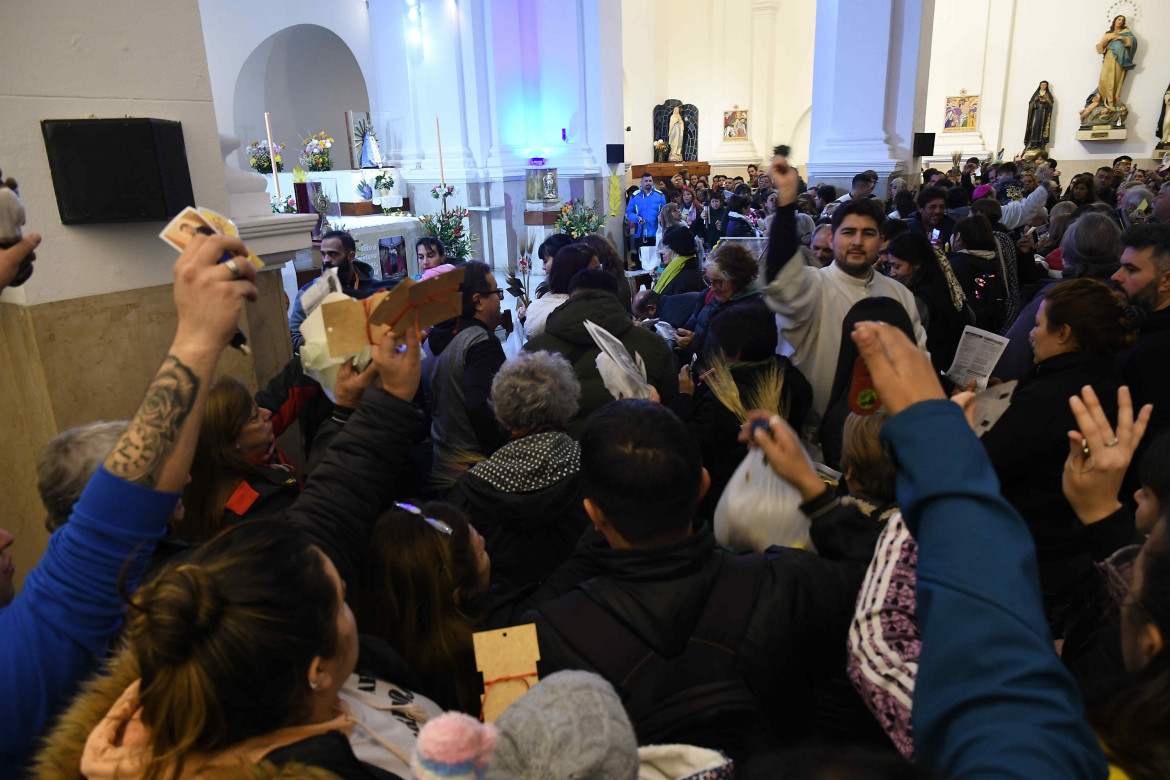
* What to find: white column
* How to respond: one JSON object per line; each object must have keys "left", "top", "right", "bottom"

{"left": 805, "top": 0, "right": 933, "bottom": 185}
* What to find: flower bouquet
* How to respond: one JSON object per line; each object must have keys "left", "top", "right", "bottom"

{"left": 555, "top": 198, "right": 606, "bottom": 239}
{"left": 300, "top": 132, "right": 335, "bottom": 172}
{"left": 506, "top": 236, "right": 536, "bottom": 307}
{"left": 374, "top": 171, "right": 395, "bottom": 193}
{"left": 430, "top": 183, "right": 456, "bottom": 209}
{"left": 356, "top": 179, "right": 374, "bottom": 200}
{"left": 653, "top": 139, "right": 668, "bottom": 163}
{"left": 248, "top": 140, "right": 284, "bottom": 174}
{"left": 270, "top": 194, "right": 297, "bottom": 214}
{"left": 420, "top": 206, "right": 476, "bottom": 261}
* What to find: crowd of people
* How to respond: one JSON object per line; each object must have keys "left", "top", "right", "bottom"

{"left": 1, "top": 145, "right": 1169, "bottom": 780}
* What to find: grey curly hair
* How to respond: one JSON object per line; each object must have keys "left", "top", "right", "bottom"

{"left": 490, "top": 351, "right": 581, "bottom": 431}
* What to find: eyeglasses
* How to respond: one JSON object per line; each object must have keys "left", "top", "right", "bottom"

{"left": 394, "top": 502, "right": 453, "bottom": 535}
{"left": 478, "top": 288, "right": 505, "bottom": 300}
{"left": 708, "top": 277, "right": 728, "bottom": 288}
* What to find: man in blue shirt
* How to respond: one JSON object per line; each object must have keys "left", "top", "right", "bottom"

{"left": 626, "top": 173, "right": 666, "bottom": 271}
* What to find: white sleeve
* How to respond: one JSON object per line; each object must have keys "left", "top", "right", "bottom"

{"left": 1000, "top": 185, "right": 1049, "bottom": 230}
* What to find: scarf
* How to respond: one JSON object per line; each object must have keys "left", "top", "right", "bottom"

{"left": 931, "top": 246, "right": 969, "bottom": 312}
{"left": 653, "top": 253, "right": 693, "bottom": 293}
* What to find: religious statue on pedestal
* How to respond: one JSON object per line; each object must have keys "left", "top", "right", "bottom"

{"left": 652, "top": 99, "right": 699, "bottom": 162}
{"left": 1156, "top": 83, "right": 1170, "bottom": 151}
{"left": 542, "top": 169, "right": 558, "bottom": 200}
{"left": 1080, "top": 15, "right": 1137, "bottom": 130}
{"left": 1023, "top": 81, "right": 1053, "bottom": 155}
{"left": 667, "top": 107, "right": 684, "bottom": 162}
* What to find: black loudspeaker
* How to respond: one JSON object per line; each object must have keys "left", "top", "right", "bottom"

{"left": 41, "top": 118, "right": 196, "bottom": 224}
{"left": 912, "top": 132, "right": 936, "bottom": 158}
{"left": 606, "top": 143, "right": 624, "bottom": 164}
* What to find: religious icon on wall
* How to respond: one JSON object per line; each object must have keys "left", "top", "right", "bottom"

{"left": 653, "top": 99, "right": 698, "bottom": 162}
{"left": 943, "top": 92, "right": 979, "bottom": 132}
{"left": 1023, "top": 81, "right": 1054, "bottom": 154}
{"left": 723, "top": 108, "right": 749, "bottom": 141}
{"left": 346, "top": 110, "right": 385, "bottom": 169}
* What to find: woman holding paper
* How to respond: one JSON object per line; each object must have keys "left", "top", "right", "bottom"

{"left": 980, "top": 278, "right": 1135, "bottom": 630}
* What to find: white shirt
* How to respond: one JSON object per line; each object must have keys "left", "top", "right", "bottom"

{"left": 523, "top": 293, "right": 569, "bottom": 338}
{"left": 761, "top": 253, "right": 927, "bottom": 435}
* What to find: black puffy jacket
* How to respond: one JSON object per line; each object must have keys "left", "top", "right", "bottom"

{"left": 523, "top": 517, "right": 876, "bottom": 746}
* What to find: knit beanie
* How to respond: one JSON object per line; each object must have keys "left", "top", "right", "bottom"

{"left": 486, "top": 671, "right": 639, "bottom": 780}
{"left": 663, "top": 225, "right": 696, "bottom": 256}
{"left": 411, "top": 712, "right": 497, "bottom": 780}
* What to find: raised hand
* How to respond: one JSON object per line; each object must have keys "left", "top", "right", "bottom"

{"left": 739, "top": 410, "right": 825, "bottom": 501}
{"left": 770, "top": 152, "right": 800, "bottom": 208}
{"left": 372, "top": 327, "right": 424, "bottom": 402}
{"left": 171, "top": 232, "right": 257, "bottom": 357}
{"left": 335, "top": 358, "right": 379, "bottom": 408}
{"left": 1063, "top": 385, "right": 1152, "bottom": 525}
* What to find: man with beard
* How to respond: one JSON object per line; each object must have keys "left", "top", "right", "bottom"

{"left": 761, "top": 153, "right": 926, "bottom": 437}
{"left": 906, "top": 186, "right": 956, "bottom": 247}
{"left": 288, "top": 230, "right": 376, "bottom": 349}
{"left": 1114, "top": 224, "right": 1170, "bottom": 450}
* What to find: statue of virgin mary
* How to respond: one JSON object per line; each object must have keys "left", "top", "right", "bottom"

{"left": 1095, "top": 15, "right": 1137, "bottom": 111}
{"left": 667, "top": 107, "right": 684, "bottom": 162}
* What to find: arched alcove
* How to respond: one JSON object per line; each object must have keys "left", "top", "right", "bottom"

{"left": 232, "top": 24, "right": 370, "bottom": 170}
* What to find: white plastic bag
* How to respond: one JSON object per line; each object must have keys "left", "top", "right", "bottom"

{"left": 714, "top": 445, "right": 816, "bottom": 554}
{"left": 299, "top": 290, "right": 372, "bottom": 403}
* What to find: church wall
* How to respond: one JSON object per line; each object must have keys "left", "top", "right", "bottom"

{"left": 924, "top": 0, "right": 1169, "bottom": 176}
{"left": 197, "top": 0, "right": 377, "bottom": 170}
{"left": 0, "top": 0, "right": 231, "bottom": 308}
{"left": 0, "top": 0, "right": 254, "bottom": 593}
{"left": 620, "top": 0, "right": 816, "bottom": 178}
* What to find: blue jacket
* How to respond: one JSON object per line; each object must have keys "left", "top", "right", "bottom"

{"left": 0, "top": 468, "right": 181, "bottom": 774}
{"left": 881, "top": 401, "right": 1106, "bottom": 779}
{"left": 626, "top": 189, "right": 666, "bottom": 240}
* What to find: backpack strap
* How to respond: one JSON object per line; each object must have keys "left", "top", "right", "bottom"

{"left": 686, "top": 552, "right": 767, "bottom": 658}
{"left": 539, "top": 588, "right": 655, "bottom": 690}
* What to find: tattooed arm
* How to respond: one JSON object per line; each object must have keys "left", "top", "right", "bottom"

{"left": 0, "top": 233, "right": 258, "bottom": 771}
{"left": 103, "top": 234, "right": 258, "bottom": 491}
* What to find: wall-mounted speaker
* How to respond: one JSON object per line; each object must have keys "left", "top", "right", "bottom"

{"left": 41, "top": 118, "right": 196, "bottom": 224}
{"left": 912, "top": 132, "right": 936, "bottom": 158}
{"left": 606, "top": 143, "right": 624, "bottom": 165}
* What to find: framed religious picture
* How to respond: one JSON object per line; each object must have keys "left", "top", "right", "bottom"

{"left": 943, "top": 93, "right": 979, "bottom": 132}
{"left": 723, "top": 108, "right": 749, "bottom": 141}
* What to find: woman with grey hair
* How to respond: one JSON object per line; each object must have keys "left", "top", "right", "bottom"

{"left": 994, "top": 211, "right": 1122, "bottom": 380}
{"left": 445, "top": 350, "right": 589, "bottom": 587}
